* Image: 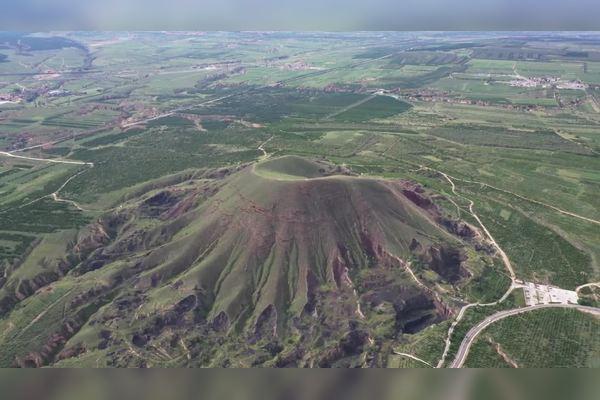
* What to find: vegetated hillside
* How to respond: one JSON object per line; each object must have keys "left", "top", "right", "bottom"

{"left": 0, "top": 156, "right": 487, "bottom": 367}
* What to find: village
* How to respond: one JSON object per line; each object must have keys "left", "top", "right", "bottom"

{"left": 507, "top": 75, "right": 587, "bottom": 90}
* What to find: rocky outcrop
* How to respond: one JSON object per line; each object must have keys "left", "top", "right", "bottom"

{"left": 13, "top": 319, "right": 83, "bottom": 368}
{"left": 317, "top": 326, "right": 370, "bottom": 367}
{"left": 441, "top": 219, "right": 478, "bottom": 239}
{"left": 252, "top": 304, "right": 278, "bottom": 343}
{"left": 422, "top": 245, "right": 470, "bottom": 283}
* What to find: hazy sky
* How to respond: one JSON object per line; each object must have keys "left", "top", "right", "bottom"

{"left": 2, "top": 0, "right": 600, "bottom": 31}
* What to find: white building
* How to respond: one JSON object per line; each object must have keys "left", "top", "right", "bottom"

{"left": 523, "top": 282, "right": 579, "bottom": 306}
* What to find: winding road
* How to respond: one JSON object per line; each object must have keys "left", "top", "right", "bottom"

{"left": 409, "top": 163, "right": 600, "bottom": 368}
{"left": 439, "top": 172, "right": 516, "bottom": 280}
{"left": 449, "top": 303, "right": 600, "bottom": 368}
{"left": 435, "top": 169, "right": 520, "bottom": 367}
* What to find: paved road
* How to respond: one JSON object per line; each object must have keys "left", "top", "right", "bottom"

{"left": 0, "top": 150, "right": 92, "bottom": 165}
{"left": 449, "top": 303, "right": 600, "bottom": 368}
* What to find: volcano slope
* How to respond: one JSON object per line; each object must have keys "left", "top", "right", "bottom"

{"left": 0, "top": 156, "right": 492, "bottom": 367}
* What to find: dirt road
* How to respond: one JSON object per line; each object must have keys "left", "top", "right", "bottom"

{"left": 434, "top": 169, "right": 519, "bottom": 367}
{"left": 257, "top": 136, "right": 273, "bottom": 159}
{"left": 392, "top": 351, "right": 433, "bottom": 367}
{"left": 0, "top": 150, "right": 93, "bottom": 212}
{"left": 440, "top": 172, "right": 516, "bottom": 280}
{"left": 576, "top": 282, "right": 600, "bottom": 294}
{"left": 449, "top": 173, "right": 599, "bottom": 226}
{"left": 323, "top": 94, "right": 376, "bottom": 120}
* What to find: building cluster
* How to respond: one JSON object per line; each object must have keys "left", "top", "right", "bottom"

{"left": 508, "top": 76, "right": 586, "bottom": 90}
{"left": 520, "top": 281, "right": 579, "bottom": 306}
{"left": 0, "top": 90, "right": 25, "bottom": 103}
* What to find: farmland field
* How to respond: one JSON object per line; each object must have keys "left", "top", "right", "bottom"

{"left": 464, "top": 308, "right": 599, "bottom": 367}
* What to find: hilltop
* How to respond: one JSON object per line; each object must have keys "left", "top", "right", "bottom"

{"left": 0, "top": 156, "right": 488, "bottom": 367}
